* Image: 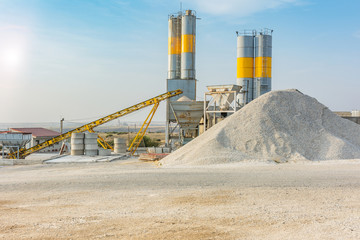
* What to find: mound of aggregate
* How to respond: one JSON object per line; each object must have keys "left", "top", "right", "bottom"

{"left": 161, "top": 89, "right": 360, "bottom": 166}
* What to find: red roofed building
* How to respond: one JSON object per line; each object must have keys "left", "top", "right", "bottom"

{"left": 10, "top": 128, "right": 61, "bottom": 152}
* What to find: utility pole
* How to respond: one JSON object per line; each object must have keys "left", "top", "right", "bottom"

{"left": 59, "top": 117, "right": 65, "bottom": 154}
{"left": 60, "top": 118, "right": 64, "bottom": 134}
{"left": 127, "top": 126, "right": 130, "bottom": 146}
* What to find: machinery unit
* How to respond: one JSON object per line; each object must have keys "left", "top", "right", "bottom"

{"left": 169, "top": 96, "right": 203, "bottom": 145}
{"left": 204, "top": 85, "right": 241, "bottom": 130}
{"left": 236, "top": 29, "right": 273, "bottom": 105}
{"left": 0, "top": 132, "right": 32, "bottom": 159}
{"left": 166, "top": 9, "right": 203, "bottom": 147}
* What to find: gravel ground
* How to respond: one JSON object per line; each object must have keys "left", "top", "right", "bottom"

{"left": 1, "top": 159, "right": 360, "bottom": 239}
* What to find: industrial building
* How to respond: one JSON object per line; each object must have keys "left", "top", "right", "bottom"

{"left": 10, "top": 128, "right": 61, "bottom": 152}
{"left": 0, "top": 128, "right": 61, "bottom": 159}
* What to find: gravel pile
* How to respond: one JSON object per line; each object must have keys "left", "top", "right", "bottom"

{"left": 161, "top": 89, "right": 360, "bottom": 166}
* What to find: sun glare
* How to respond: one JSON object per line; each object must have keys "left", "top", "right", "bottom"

{"left": 2, "top": 47, "right": 24, "bottom": 68}
{"left": 0, "top": 27, "right": 29, "bottom": 73}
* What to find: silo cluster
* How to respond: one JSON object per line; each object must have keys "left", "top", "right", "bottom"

{"left": 237, "top": 29, "right": 273, "bottom": 104}
{"left": 166, "top": 9, "right": 201, "bottom": 147}
{"left": 167, "top": 10, "right": 197, "bottom": 101}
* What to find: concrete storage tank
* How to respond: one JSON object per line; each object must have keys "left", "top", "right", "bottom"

{"left": 84, "top": 132, "right": 98, "bottom": 156}
{"left": 71, "top": 132, "right": 84, "bottom": 155}
{"left": 114, "top": 138, "right": 127, "bottom": 153}
{"left": 168, "top": 14, "right": 182, "bottom": 80}
{"left": 254, "top": 29, "right": 272, "bottom": 98}
{"left": 236, "top": 31, "right": 255, "bottom": 104}
{"left": 98, "top": 149, "right": 111, "bottom": 156}
{"left": 181, "top": 10, "right": 196, "bottom": 80}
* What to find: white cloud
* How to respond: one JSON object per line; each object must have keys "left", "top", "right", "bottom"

{"left": 183, "top": 0, "right": 300, "bottom": 16}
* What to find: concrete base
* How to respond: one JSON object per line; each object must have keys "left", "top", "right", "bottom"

{"left": 85, "top": 150, "right": 98, "bottom": 156}
{"left": 0, "top": 159, "right": 14, "bottom": 166}
{"left": 147, "top": 147, "right": 171, "bottom": 154}
{"left": 98, "top": 149, "right": 111, "bottom": 156}
{"left": 114, "top": 147, "right": 127, "bottom": 153}
{"left": 44, "top": 154, "right": 129, "bottom": 164}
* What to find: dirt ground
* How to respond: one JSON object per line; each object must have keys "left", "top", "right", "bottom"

{"left": 0, "top": 159, "right": 360, "bottom": 239}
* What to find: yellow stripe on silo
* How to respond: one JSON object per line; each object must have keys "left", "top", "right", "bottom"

{"left": 255, "top": 57, "right": 272, "bottom": 78}
{"left": 168, "top": 37, "right": 181, "bottom": 55}
{"left": 181, "top": 34, "right": 195, "bottom": 53}
{"left": 237, "top": 57, "right": 254, "bottom": 78}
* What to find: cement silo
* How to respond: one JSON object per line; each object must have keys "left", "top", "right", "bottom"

{"left": 168, "top": 15, "right": 182, "bottom": 80}
{"left": 236, "top": 31, "right": 255, "bottom": 104}
{"left": 181, "top": 10, "right": 196, "bottom": 80}
{"left": 254, "top": 29, "right": 272, "bottom": 98}
{"left": 236, "top": 29, "right": 272, "bottom": 104}
{"left": 166, "top": 10, "right": 196, "bottom": 101}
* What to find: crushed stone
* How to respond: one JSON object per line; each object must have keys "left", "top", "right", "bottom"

{"left": 161, "top": 89, "right": 360, "bottom": 166}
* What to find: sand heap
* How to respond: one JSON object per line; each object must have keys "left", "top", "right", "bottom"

{"left": 161, "top": 89, "right": 360, "bottom": 166}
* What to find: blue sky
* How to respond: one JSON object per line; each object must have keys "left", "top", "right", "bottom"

{"left": 0, "top": 0, "right": 359, "bottom": 124}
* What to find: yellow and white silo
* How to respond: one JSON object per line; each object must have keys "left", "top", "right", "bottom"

{"left": 168, "top": 15, "right": 182, "bottom": 80}
{"left": 236, "top": 32, "right": 255, "bottom": 104}
{"left": 181, "top": 10, "right": 196, "bottom": 80}
{"left": 167, "top": 10, "right": 197, "bottom": 101}
{"left": 166, "top": 10, "right": 199, "bottom": 147}
{"left": 254, "top": 29, "right": 272, "bottom": 98}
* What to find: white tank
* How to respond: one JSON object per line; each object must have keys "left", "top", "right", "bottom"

{"left": 84, "top": 132, "right": 98, "bottom": 156}
{"left": 114, "top": 138, "right": 127, "bottom": 153}
{"left": 71, "top": 132, "right": 84, "bottom": 155}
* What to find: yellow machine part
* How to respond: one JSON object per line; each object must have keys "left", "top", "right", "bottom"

{"left": 128, "top": 101, "right": 159, "bottom": 155}
{"left": 8, "top": 89, "right": 183, "bottom": 159}
{"left": 87, "top": 127, "right": 113, "bottom": 150}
